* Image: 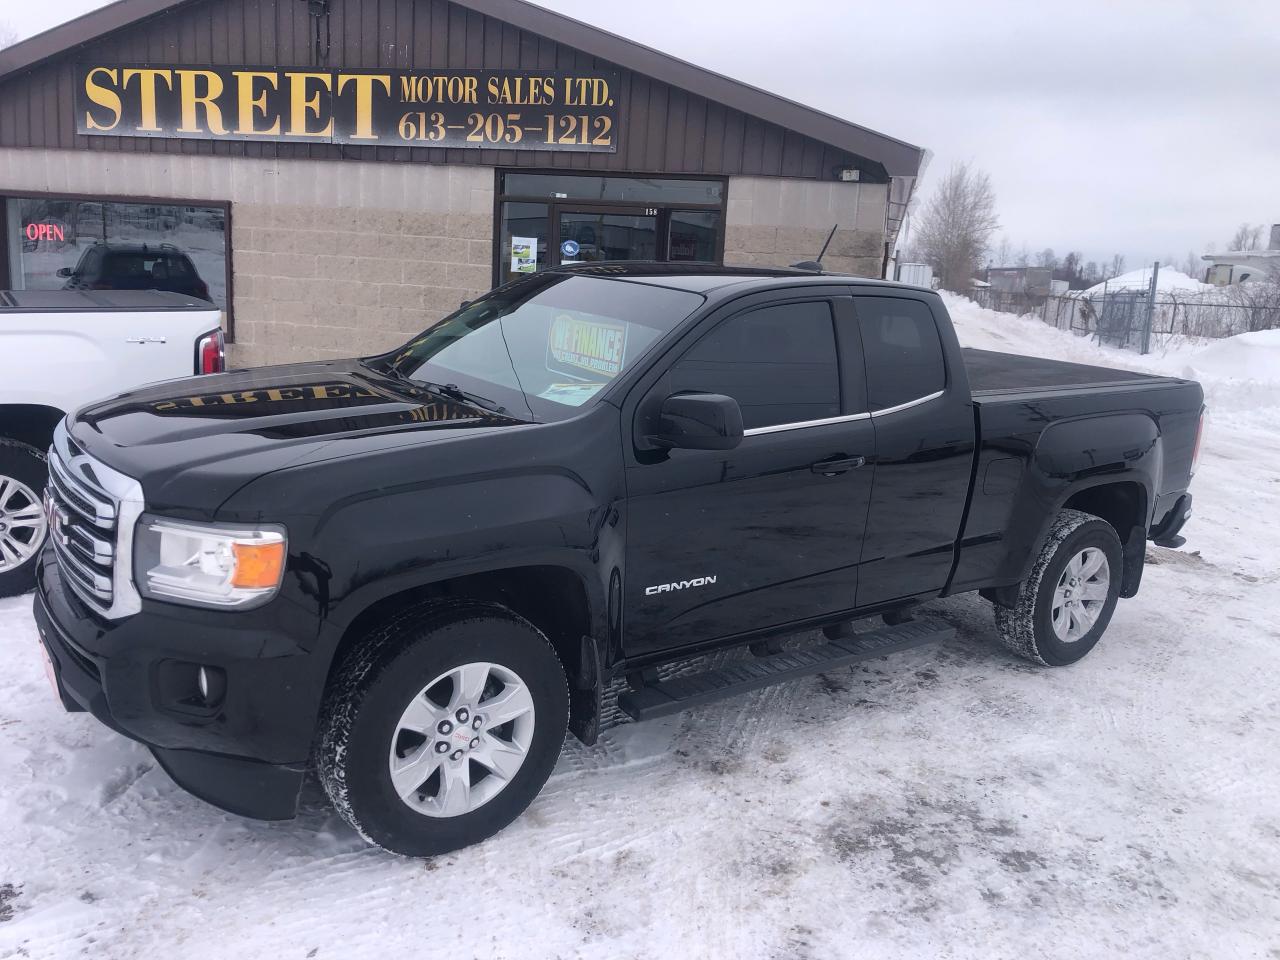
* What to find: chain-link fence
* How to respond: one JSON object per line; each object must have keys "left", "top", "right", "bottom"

{"left": 970, "top": 284, "right": 1280, "bottom": 353}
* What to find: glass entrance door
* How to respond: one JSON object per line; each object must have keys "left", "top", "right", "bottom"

{"left": 556, "top": 209, "right": 658, "bottom": 265}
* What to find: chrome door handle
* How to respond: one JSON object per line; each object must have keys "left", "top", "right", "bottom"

{"left": 811, "top": 456, "right": 866, "bottom": 476}
{"left": 125, "top": 337, "right": 167, "bottom": 344}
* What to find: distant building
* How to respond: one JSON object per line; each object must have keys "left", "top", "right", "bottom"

{"left": 986, "top": 266, "right": 1053, "bottom": 297}
{"left": 1202, "top": 224, "right": 1280, "bottom": 285}
{"left": 895, "top": 262, "right": 935, "bottom": 288}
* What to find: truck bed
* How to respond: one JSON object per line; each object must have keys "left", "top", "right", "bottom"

{"left": 963, "top": 347, "right": 1175, "bottom": 397}
{"left": 0, "top": 289, "right": 212, "bottom": 311}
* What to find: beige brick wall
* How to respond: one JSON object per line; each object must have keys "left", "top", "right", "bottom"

{"left": 230, "top": 205, "right": 493, "bottom": 366}
{"left": 0, "top": 148, "right": 494, "bottom": 367}
{"left": 724, "top": 176, "right": 887, "bottom": 277}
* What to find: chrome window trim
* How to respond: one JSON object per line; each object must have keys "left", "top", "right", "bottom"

{"left": 870, "top": 390, "right": 945, "bottom": 418}
{"left": 740, "top": 390, "right": 944, "bottom": 437}
{"left": 743, "top": 411, "right": 870, "bottom": 437}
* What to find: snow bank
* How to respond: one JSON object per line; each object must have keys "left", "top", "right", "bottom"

{"left": 1179, "top": 328, "right": 1280, "bottom": 382}
{"left": 1082, "top": 267, "right": 1212, "bottom": 298}
{"left": 942, "top": 292, "right": 1280, "bottom": 414}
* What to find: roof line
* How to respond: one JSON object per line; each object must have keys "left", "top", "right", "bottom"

{"left": 0, "top": 0, "right": 923, "bottom": 177}
{"left": 458, "top": 0, "right": 923, "bottom": 176}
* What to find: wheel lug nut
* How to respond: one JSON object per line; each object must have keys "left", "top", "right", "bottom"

{"left": 456, "top": 707, "right": 470, "bottom": 723}
{"left": 469, "top": 737, "right": 480, "bottom": 749}
{"left": 434, "top": 741, "right": 450, "bottom": 754}
{"left": 437, "top": 720, "right": 453, "bottom": 735}
{"left": 472, "top": 716, "right": 483, "bottom": 730}
{"left": 450, "top": 749, "right": 464, "bottom": 761}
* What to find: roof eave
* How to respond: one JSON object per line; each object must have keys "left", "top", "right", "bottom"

{"left": 0, "top": 0, "right": 924, "bottom": 178}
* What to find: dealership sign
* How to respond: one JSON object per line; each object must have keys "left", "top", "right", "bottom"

{"left": 75, "top": 65, "right": 620, "bottom": 152}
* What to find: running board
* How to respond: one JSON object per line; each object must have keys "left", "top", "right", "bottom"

{"left": 617, "top": 618, "right": 954, "bottom": 722}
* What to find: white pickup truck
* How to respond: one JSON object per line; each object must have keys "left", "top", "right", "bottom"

{"left": 0, "top": 289, "right": 224, "bottom": 596}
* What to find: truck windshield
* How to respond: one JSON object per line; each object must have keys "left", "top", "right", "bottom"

{"left": 375, "top": 273, "right": 703, "bottom": 422}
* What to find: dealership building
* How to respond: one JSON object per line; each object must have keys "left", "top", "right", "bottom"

{"left": 0, "top": 0, "right": 924, "bottom": 367}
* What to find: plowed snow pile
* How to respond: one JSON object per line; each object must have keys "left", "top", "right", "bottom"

{"left": 1, "top": 296, "right": 1277, "bottom": 960}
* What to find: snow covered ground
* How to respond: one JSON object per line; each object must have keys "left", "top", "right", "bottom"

{"left": 2, "top": 296, "right": 1278, "bottom": 959}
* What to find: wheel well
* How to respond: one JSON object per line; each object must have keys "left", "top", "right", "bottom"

{"left": 328, "top": 566, "right": 592, "bottom": 692}
{"left": 1063, "top": 481, "right": 1148, "bottom": 597}
{"left": 1063, "top": 482, "right": 1147, "bottom": 543}
{"left": 0, "top": 404, "right": 65, "bottom": 451}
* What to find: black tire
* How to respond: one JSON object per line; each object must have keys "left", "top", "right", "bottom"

{"left": 316, "top": 601, "right": 569, "bottom": 857}
{"left": 993, "top": 509, "right": 1123, "bottom": 666}
{"left": 0, "top": 438, "right": 49, "bottom": 598}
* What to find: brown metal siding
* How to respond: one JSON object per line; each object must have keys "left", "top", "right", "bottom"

{"left": 0, "top": 0, "right": 872, "bottom": 179}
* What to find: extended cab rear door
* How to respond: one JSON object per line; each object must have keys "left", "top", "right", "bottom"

{"left": 851, "top": 293, "right": 976, "bottom": 607}
{"left": 620, "top": 290, "right": 876, "bottom": 657}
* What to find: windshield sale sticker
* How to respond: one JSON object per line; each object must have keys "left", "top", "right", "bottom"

{"left": 546, "top": 314, "right": 628, "bottom": 379}
{"left": 538, "top": 382, "right": 605, "bottom": 407}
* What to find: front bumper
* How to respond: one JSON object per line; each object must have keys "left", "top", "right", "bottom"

{"left": 34, "top": 551, "right": 319, "bottom": 820}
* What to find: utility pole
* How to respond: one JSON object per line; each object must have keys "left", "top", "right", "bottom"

{"left": 1142, "top": 261, "right": 1159, "bottom": 355}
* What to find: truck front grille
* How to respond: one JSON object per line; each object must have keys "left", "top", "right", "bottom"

{"left": 46, "top": 423, "right": 144, "bottom": 619}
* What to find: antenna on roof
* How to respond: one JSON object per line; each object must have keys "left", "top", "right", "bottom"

{"left": 792, "top": 224, "right": 837, "bottom": 273}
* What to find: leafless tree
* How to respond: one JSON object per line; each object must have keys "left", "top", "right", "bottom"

{"left": 913, "top": 161, "right": 1000, "bottom": 292}
{"left": 1015, "top": 245, "right": 1030, "bottom": 268}
{"left": 1228, "top": 223, "right": 1264, "bottom": 251}
{"left": 1223, "top": 276, "right": 1280, "bottom": 332}
{"left": 1179, "top": 250, "right": 1202, "bottom": 280}
{"left": 0, "top": 22, "right": 19, "bottom": 50}
{"left": 993, "top": 235, "right": 1012, "bottom": 269}
{"left": 1035, "top": 248, "right": 1057, "bottom": 270}
{"left": 1108, "top": 253, "right": 1126, "bottom": 279}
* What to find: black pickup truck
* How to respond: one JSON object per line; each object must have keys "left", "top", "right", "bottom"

{"left": 34, "top": 264, "right": 1203, "bottom": 856}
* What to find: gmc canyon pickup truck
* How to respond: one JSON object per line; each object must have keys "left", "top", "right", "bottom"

{"left": 0, "top": 289, "right": 224, "bottom": 596}
{"left": 33, "top": 264, "right": 1203, "bottom": 857}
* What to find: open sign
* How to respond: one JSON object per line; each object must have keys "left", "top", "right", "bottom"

{"left": 24, "top": 221, "right": 68, "bottom": 243}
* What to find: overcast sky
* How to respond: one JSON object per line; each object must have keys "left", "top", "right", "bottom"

{"left": 6, "top": 0, "right": 1280, "bottom": 270}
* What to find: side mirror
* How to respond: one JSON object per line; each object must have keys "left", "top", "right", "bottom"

{"left": 648, "top": 392, "right": 744, "bottom": 451}
{"left": 56, "top": 267, "right": 74, "bottom": 278}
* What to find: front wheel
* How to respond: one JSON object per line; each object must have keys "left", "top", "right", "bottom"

{"left": 317, "top": 602, "right": 569, "bottom": 857}
{"left": 0, "top": 439, "right": 50, "bottom": 598}
{"left": 993, "top": 509, "right": 1123, "bottom": 666}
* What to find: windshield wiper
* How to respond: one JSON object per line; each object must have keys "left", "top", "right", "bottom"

{"left": 418, "top": 380, "right": 509, "bottom": 416}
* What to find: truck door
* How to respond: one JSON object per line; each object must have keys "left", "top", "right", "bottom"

{"left": 621, "top": 294, "right": 875, "bottom": 657}
{"left": 852, "top": 295, "right": 975, "bottom": 607}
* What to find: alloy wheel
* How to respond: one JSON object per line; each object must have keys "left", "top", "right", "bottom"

{"left": 0, "top": 475, "right": 47, "bottom": 571}
{"left": 387, "top": 661, "right": 536, "bottom": 818}
{"left": 1051, "top": 547, "right": 1111, "bottom": 643}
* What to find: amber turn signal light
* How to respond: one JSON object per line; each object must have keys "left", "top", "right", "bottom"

{"left": 231, "top": 540, "right": 286, "bottom": 589}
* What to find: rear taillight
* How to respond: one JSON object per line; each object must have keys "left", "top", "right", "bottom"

{"left": 1190, "top": 408, "right": 1206, "bottom": 477}
{"left": 196, "top": 329, "right": 225, "bottom": 375}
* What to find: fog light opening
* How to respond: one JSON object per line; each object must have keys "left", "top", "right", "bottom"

{"left": 194, "top": 665, "right": 226, "bottom": 708}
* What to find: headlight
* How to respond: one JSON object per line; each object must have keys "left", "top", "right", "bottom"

{"left": 134, "top": 516, "right": 287, "bottom": 609}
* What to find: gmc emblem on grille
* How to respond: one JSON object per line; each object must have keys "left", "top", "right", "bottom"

{"left": 44, "top": 493, "right": 71, "bottom": 547}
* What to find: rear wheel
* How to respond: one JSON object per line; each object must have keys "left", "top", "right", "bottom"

{"left": 993, "top": 509, "right": 1123, "bottom": 666}
{"left": 0, "top": 439, "right": 49, "bottom": 598}
{"left": 317, "top": 602, "right": 569, "bottom": 857}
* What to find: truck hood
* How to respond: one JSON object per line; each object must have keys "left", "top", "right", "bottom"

{"left": 68, "top": 359, "right": 527, "bottom": 515}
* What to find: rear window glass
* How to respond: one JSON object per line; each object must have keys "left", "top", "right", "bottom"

{"left": 856, "top": 297, "right": 946, "bottom": 410}
{"left": 103, "top": 253, "right": 194, "bottom": 279}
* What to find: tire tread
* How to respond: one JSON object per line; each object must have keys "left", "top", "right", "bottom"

{"left": 315, "top": 599, "right": 567, "bottom": 855}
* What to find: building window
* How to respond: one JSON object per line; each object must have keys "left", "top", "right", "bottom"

{"left": 495, "top": 171, "right": 726, "bottom": 285}
{"left": 3, "top": 195, "right": 230, "bottom": 317}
